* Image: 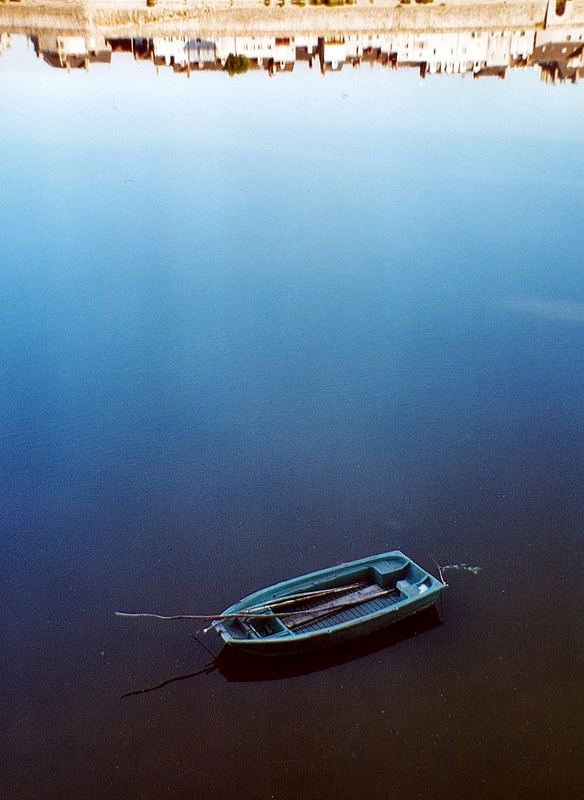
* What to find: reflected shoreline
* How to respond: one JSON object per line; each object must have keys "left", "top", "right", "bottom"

{"left": 1, "top": 0, "right": 584, "bottom": 83}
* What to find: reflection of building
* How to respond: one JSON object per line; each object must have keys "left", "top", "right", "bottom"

{"left": 115, "top": 33, "right": 319, "bottom": 75}
{"left": 213, "top": 35, "right": 318, "bottom": 73}
{"left": 533, "top": 26, "right": 584, "bottom": 82}
{"left": 317, "top": 30, "right": 535, "bottom": 76}
{"left": 0, "top": 33, "right": 11, "bottom": 59}
{"left": 320, "top": 37, "right": 349, "bottom": 71}
{"left": 216, "top": 35, "right": 293, "bottom": 70}
{"left": 149, "top": 37, "right": 217, "bottom": 70}
{"left": 31, "top": 34, "right": 111, "bottom": 69}
{"left": 108, "top": 37, "right": 154, "bottom": 62}
{"left": 7, "top": 3, "right": 584, "bottom": 84}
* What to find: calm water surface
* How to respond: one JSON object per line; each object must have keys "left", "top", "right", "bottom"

{"left": 1, "top": 38, "right": 584, "bottom": 800}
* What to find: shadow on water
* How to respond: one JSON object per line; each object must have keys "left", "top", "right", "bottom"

{"left": 121, "top": 607, "right": 442, "bottom": 698}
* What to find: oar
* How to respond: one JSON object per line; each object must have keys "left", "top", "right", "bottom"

{"left": 243, "top": 581, "right": 366, "bottom": 613}
{"left": 200, "top": 581, "right": 369, "bottom": 634}
{"left": 285, "top": 585, "right": 391, "bottom": 629}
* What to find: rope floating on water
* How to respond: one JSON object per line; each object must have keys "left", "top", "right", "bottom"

{"left": 441, "top": 563, "right": 482, "bottom": 575}
{"left": 121, "top": 661, "right": 216, "bottom": 699}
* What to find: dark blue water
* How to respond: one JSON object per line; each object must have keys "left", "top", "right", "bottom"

{"left": 1, "top": 44, "right": 584, "bottom": 799}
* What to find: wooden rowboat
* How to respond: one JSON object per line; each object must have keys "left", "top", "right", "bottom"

{"left": 212, "top": 551, "right": 444, "bottom": 655}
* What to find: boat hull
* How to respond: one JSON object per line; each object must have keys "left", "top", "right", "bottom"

{"left": 213, "top": 551, "right": 444, "bottom": 656}
{"left": 224, "top": 593, "right": 439, "bottom": 655}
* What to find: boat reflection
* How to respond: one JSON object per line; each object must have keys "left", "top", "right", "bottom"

{"left": 121, "top": 606, "right": 442, "bottom": 698}
{"left": 214, "top": 605, "right": 442, "bottom": 682}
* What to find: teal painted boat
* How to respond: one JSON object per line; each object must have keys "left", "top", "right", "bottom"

{"left": 213, "top": 551, "right": 445, "bottom": 655}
